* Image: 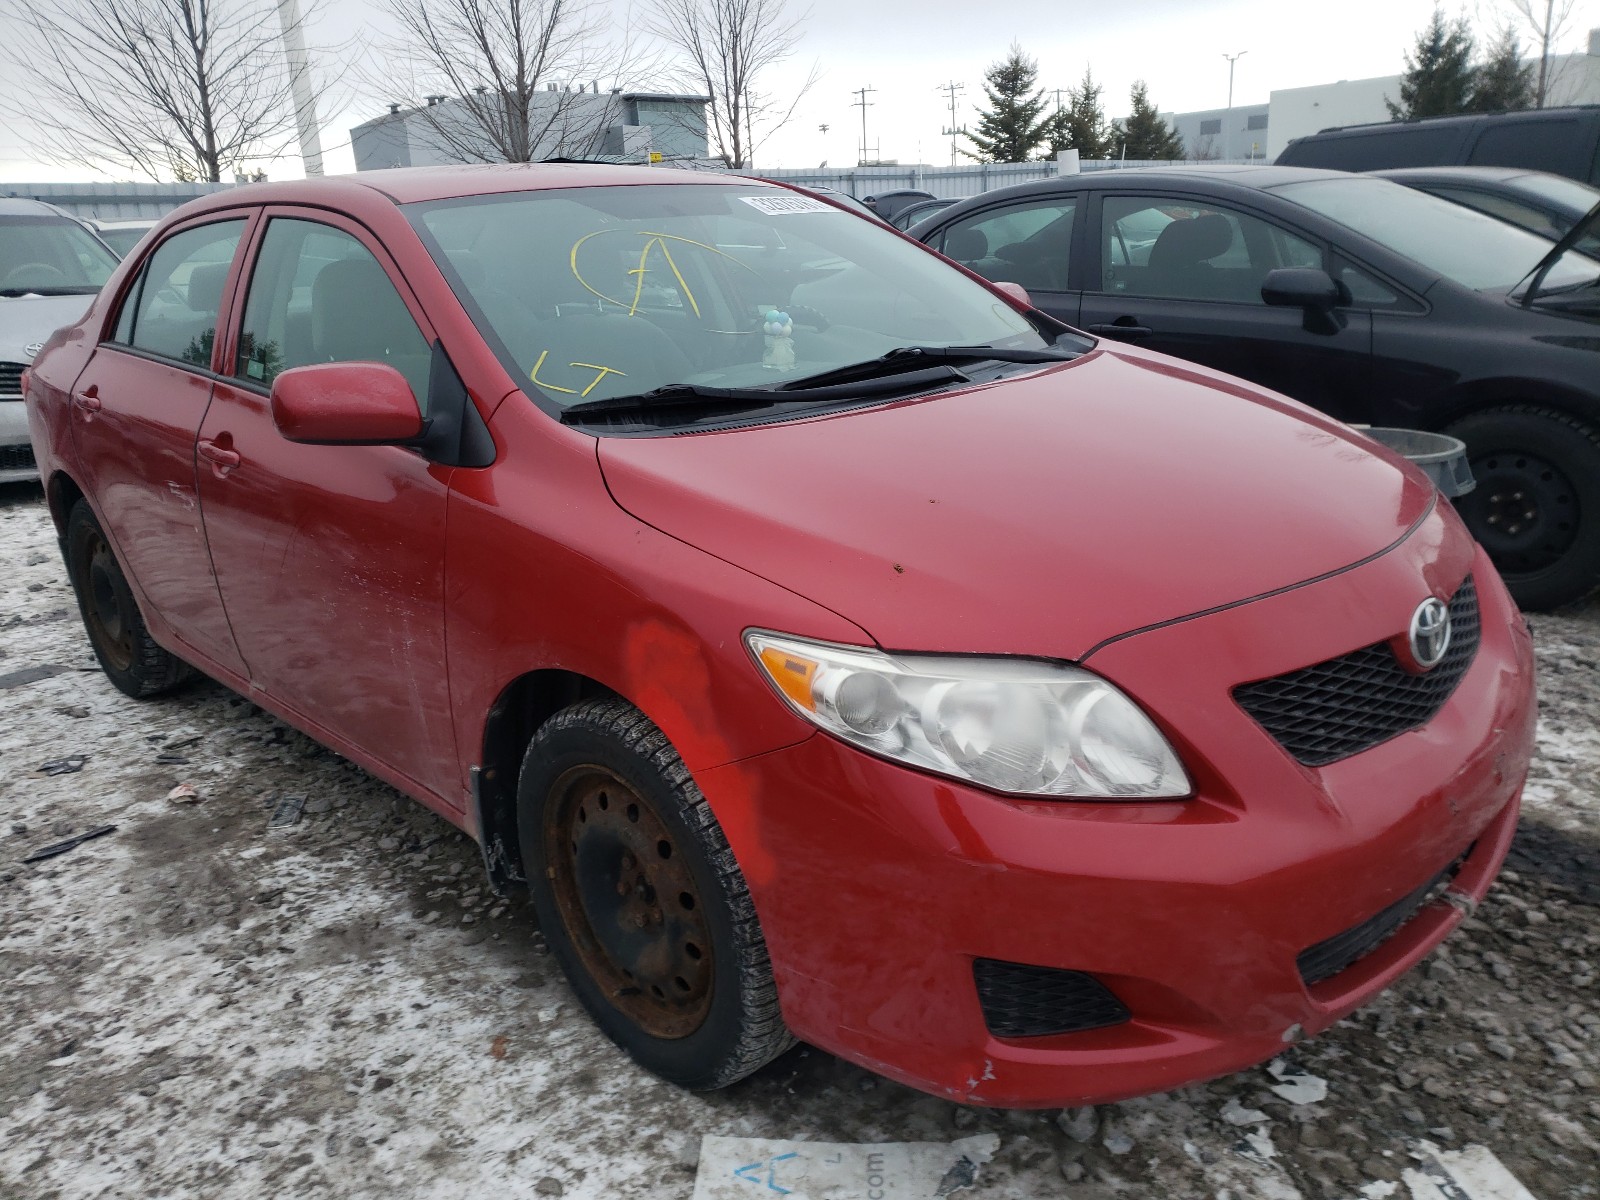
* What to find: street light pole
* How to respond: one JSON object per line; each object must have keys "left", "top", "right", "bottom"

{"left": 1222, "top": 50, "right": 1246, "bottom": 162}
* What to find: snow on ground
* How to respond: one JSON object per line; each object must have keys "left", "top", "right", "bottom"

{"left": 1, "top": 481, "right": 1596, "bottom": 1200}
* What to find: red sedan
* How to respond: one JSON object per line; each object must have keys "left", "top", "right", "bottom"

{"left": 24, "top": 165, "right": 1535, "bottom": 1107}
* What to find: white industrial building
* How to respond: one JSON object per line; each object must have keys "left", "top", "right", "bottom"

{"left": 1157, "top": 28, "right": 1600, "bottom": 162}
{"left": 351, "top": 89, "right": 711, "bottom": 170}
{"left": 1266, "top": 28, "right": 1600, "bottom": 158}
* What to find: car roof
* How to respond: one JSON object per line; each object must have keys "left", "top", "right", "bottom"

{"left": 1369, "top": 166, "right": 1543, "bottom": 186}
{"left": 931, "top": 163, "right": 1347, "bottom": 209}
{"left": 178, "top": 163, "right": 759, "bottom": 217}
{"left": 0, "top": 197, "right": 75, "bottom": 218}
{"left": 1300, "top": 103, "right": 1599, "bottom": 138}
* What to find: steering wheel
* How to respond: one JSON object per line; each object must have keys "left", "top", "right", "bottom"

{"left": 785, "top": 304, "right": 830, "bottom": 332}
{"left": 0, "top": 263, "right": 66, "bottom": 290}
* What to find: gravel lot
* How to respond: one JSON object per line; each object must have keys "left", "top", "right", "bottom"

{"left": 1, "top": 479, "right": 1596, "bottom": 1200}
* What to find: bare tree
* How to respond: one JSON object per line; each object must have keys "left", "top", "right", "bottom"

{"left": 377, "top": 0, "right": 652, "bottom": 163}
{"left": 3, "top": 0, "right": 322, "bottom": 182}
{"left": 646, "top": 0, "right": 815, "bottom": 169}
{"left": 1501, "top": 0, "right": 1579, "bottom": 106}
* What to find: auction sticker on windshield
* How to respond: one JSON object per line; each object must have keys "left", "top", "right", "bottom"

{"left": 737, "top": 194, "right": 837, "bottom": 216}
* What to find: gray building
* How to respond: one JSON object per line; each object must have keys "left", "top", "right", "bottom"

{"left": 351, "top": 89, "right": 711, "bottom": 170}
{"left": 1159, "top": 103, "right": 1271, "bottom": 162}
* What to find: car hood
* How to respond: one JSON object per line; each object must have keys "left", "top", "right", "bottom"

{"left": 597, "top": 345, "right": 1436, "bottom": 658}
{"left": 0, "top": 292, "right": 96, "bottom": 370}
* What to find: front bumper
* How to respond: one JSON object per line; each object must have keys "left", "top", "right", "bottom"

{"left": 0, "top": 399, "right": 38, "bottom": 482}
{"left": 697, "top": 542, "right": 1536, "bottom": 1107}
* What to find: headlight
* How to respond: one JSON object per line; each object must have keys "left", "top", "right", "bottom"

{"left": 746, "top": 631, "right": 1191, "bottom": 800}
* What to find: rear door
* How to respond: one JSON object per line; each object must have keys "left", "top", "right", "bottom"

{"left": 1077, "top": 191, "right": 1373, "bottom": 421}
{"left": 923, "top": 194, "right": 1083, "bottom": 326}
{"left": 197, "top": 208, "right": 460, "bottom": 803}
{"left": 69, "top": 214, "right": 253, "bottom": 677}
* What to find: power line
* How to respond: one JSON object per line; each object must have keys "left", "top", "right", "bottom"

{"left": 851, "top": 85, "right": 876, "bottom": 166}
{"left": 936, "top": 80, "right": 964, "bottom": 166}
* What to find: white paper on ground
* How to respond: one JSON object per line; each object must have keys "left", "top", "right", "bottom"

{"left": 1402, "top": 1140, "right": 1539, "bottom": 1200}
{"left": 692, "top": 1133, "right": 1000, "bottom": 1199}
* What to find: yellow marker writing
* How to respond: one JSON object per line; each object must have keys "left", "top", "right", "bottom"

{"left": 531, "top": 349, "right": 628, "bottom": 397}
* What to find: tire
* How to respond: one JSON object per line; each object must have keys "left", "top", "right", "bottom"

{"left": 64, "top": 501, "right": 192, "bottom": 699}
{"left": 1446, "top": 405, "right": 1600, "bottom": 611}
{"left": 516, "top": 698, "right": 794, "bottom": 1089}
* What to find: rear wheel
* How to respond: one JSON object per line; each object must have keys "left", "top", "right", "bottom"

{"left": 517, "top": 698, "right": 793, "bottom": 1089}
{"left": 64, "top": 501, "right": 191, "bottom": 698}
{"left": 1447, "top": 405, "right": 1600, "bottom": 611}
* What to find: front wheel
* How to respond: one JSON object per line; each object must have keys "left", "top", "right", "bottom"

{"left": 1447, "top": 405, "right": 1600, "bottom": 611}
{"left": 517, "top": 698, "right": 794, "bottom": 1089}
{"left": 64, "top": 501, "right": 192, "bottom": 698}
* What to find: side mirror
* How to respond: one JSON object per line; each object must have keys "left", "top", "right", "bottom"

{"left": 991, "top": 280, "right": 1033, "bottom": 309}
{"left": 1261, "top": 268, "right": 1347, "bottom": 312}
{"left": 270, "top": 362, "right": 424, "bottom": 445}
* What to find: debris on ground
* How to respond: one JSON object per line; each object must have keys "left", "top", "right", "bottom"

{"left": 37, "top": 754, "right": 87, "bottom": 776}
{"left": 20, "top": 823, "right": 117, "bottom": 864}
{"left": 692, "top": 1134, "right": 999, "bottom": 1199}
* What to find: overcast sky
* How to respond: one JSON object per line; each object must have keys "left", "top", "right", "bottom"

{"left": 1, "top": 0, "right": 1596, "bottom": 183}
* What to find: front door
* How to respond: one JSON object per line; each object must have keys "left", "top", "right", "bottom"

{"left": 1079, "top": 193, "right": 1373, "bottom": 423}
{"left": 197, "top": 210, "right": 459, "bottom": 802}
{"left": 71, "top": 216, "right": 252, "bottom": 677}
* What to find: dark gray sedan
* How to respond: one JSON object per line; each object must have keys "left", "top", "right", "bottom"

{"left": 911, "top": 164, "right": 1600, "bottom": 609}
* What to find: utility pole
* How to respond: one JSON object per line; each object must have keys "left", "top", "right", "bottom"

{"left": 275, "top": 0, "right": 324, "bottom": 176}
{"left": 1222, "top": 50, "right": 1246, "bottom": 162}
{"left": 937, "top": 81, "right": 964, "bottom": 166}
{"left": 852, "top": 85, "right": 876, "bottom": 166}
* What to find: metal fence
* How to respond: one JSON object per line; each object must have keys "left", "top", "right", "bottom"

{"left": 751, "top": 159, "right": 1249, "bottom": 199}
{"left": 2, "top": 181, "right": 234, "bottom": 220}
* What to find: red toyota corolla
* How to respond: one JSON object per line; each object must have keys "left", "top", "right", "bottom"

{"left": 24, "top": 165, "right": 1535, "bottom": 1107}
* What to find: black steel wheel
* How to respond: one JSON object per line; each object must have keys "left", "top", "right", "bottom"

{"left": 1448, "top": 405, "right": 1600, "bottom": 611}
{"left": 64, "top": 501, "right": 192, "bottom": 698}
{"left": 517, "top": 698, "right": 793, "bottom": 1089}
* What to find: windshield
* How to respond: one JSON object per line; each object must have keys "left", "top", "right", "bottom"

{"left": 1274, "top": 177, "right": 1600, "bottom": 293}
{"left": 0, "top": 215, "right": 118, "bottom": 296}
{"left": 408, "top": 184, "right": 1044, "bottom": 408}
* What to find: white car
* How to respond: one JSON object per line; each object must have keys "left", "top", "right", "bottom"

{"left": 1, "top": 199, "right": 119, "bottom": 481}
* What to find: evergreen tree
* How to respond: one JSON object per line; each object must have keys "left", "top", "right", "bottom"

{"left": 1386, "top": 8, "right": 1478, "bottom": 119}
{"left": 1470, "top": 26, "right": 1535, "bottom": 112}
{"left": 1118, "top": 81, "right": 1185, "bottom": 159}
{"left": 1044, "top": 67, "right": 1113, "bottom": 159}
{"left": 965, "top": 44, "right": 1050, "bottom": 164}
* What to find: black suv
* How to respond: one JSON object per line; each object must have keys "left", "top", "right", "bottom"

{"left": 1276, "top": 106, "right": 1600, "bottom": 186}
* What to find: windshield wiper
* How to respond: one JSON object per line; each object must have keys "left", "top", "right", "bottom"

{"left": 559, "top": 364, "right": 971, "bottom": 422}
{"left": 1518, "top": 199, "right": 1600, "bottom": 308}
{"left": 779, "top": 343, "right": 1078, "bottom": 391}
{"left": 0, "top": 285, "right": 100, "bottom": 298}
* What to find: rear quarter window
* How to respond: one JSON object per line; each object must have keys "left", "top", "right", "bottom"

{"left": 1468, "top": 118, "right": 1584, "bottom": 176}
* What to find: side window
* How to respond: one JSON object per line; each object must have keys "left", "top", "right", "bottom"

{"left": 1102, "top": 196, "right": 1321, "bottom": 304}
{"left": 938, "top": 199, "right": 1077, "bottom": 292}
{"left": 1468, "top": 119, "right": 1581, "bottom": 172}
{"left": 1334, "top": 257, "right": 1422, "bottom": 312}
{"left": 118, "top": 220, "right": 246, "bottom": 367}
{"left": 235, "top": 219, "right": 432, "bottom": 410}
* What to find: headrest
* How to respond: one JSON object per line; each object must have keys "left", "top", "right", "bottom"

{"left": 185, "top": 262, "right": 230, "bottom": 316}
{"left": 944, "top": 227, "right": 988, "bottom": 262}
{"left": 1148, "top": 214, "right": 1234, "bottom": 269}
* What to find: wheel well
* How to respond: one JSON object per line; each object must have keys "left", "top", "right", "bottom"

{"left": 45, "top": 471, "right": 85, "bottom": 540}
{"left": 473, "top": 669, "right": 619, "bottom": 893}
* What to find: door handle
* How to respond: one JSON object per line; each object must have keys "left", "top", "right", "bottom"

{"left": 72, "top": 387, "right": 101, "bottom": 413}
{"left": 1086, "top": 322, "right": 1153, "bottom": 339}
{"left": 197, "top": 439, "right": 241, "bottom": 473}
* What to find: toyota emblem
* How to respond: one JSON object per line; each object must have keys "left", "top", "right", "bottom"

{"left": 1408, "top": 597, "right": 1452, "bottom": 670}
{"left": 23, "top": 341, "right": 43, "bottom": 359}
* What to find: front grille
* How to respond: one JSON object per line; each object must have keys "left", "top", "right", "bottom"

{"left": 1233, "top": 575, "right": 1479, "bottom": 767}
{"left": 0, "top": 361, "right": 23, "bottom": 396}
{"left": 973, "top": 958, "right": 1131, "bottom": 1038}
{"left": 0, "top": 443, "right": 35, "bottom": 472}
{"left": 1297, "top": 863, "right": 1457, "bottom": 986}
